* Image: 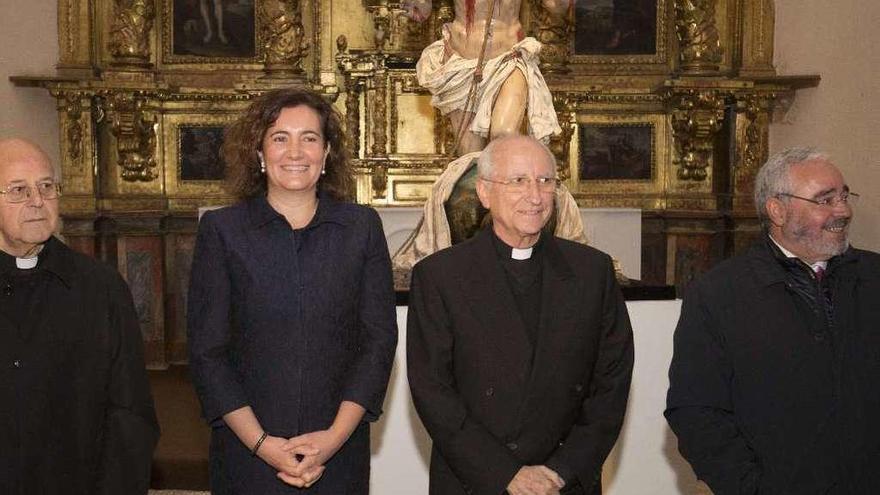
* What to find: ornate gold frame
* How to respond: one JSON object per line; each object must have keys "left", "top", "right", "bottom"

{"left": 162, "top": 113, "right": 237, "bottom": 210}
{"left": 569, "top": 0, "right": 671, "bottom": 73}
{"left": 160, "top": 0, "right": 260, "bottom": 65}
{"left": 569, "top": 112, "right": 670, "bottom": 209}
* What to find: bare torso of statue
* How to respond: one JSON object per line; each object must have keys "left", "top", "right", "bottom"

{"left": 406, "top": 0, "right": 569, "bottom": 154}
{"left": 445, "top": 0, "right": 525, "bottom": 60}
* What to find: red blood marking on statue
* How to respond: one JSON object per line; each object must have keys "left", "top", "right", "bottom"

{"left": 466, "top": 0, "right": 475, "bottom": 32}
{"left": 517, "top": 28, "right": 524, "bottom": 41}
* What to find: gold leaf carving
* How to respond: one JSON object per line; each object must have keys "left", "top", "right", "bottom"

{"left": 670, "top": 89, "right": 725, "bottom": 181}
{"left": 674, "top": 0, "right": 722, "bottom": 73}
{"left": 107, "top": 93, "right": 158, "bottom": 182}
{"left": 260, "top": 0, "right": 309, "bottom": 74}
{"left": 109, "top": 0, "right": 155, "bottom": 63}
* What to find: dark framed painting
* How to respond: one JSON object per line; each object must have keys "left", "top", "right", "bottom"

{"left": 179, "top": 126, "right": 226, "bottom": 181}
{"left": 574, "top": 0, "right": 658, "bottom": 55}
{"left": 171, "top": 0, "right": 256, "bottom": 58}
{"left": 579, "top": 123, "right": 654, "bottom": 181}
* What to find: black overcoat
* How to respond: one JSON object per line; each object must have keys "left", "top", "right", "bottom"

{"left": 0, "top": 236, "right": 159, "bottom": 495}
{"left": 407, "top": 230, "right": 634, "bottom": 495}
{"left": 666, "top": 239, "right": 880, "bottom": 494}
{"left": 187, "top": 195, "right": 398, "bottom": 494}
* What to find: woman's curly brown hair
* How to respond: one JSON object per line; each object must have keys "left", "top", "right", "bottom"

{"left": 223, "top": 88, "right": 354, "bottom": 201}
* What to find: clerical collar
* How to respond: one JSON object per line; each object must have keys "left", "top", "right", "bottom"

{"left": 490, "top": 228, "right": 542, "bottom": 261}
{"left": 512, "top": 246, "right": 533, "bottom": 260}
{"left": 16, "top": 256, "right": 38, "bottom": 269}
{"left": 0, "top": 244, "right": 44, "bottom": 272}
{"left": 769, "top": 235, "right": 827, "bottom": 273}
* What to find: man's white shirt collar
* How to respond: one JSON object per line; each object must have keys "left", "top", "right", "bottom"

{"left": 769, "top": 235, "right": 827, "bottom": 273}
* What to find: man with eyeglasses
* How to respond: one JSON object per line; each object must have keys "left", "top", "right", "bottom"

{"left": 408, "top": 135, "right": 633, "bottom": 495}
{"left": 666, "top": 147, "right": 880, "bottom": 494}
{"left": 0, "top": 138, "right": 158, "bottom": 494}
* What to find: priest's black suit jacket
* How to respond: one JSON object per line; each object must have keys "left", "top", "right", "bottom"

{"left": 407, "top": 230, "right": 634, "bottom": 495}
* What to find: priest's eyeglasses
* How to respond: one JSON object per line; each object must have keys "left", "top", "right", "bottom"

{"left": 0, "top": 181, "right": 63, "bottom": 203}
{"left": 480, "top": 176, "right": 559, "bottom": 194}
{"left": 776, "top": 191, "right": 859, "bottom": 208}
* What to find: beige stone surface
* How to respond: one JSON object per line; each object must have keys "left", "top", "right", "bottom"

{"left": 0, "top": 1, "right": 60, "bottom": 167}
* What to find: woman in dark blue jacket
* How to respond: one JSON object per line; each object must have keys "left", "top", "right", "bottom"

{"left": 187, "top": 88, "right": 398, "bottom": 494}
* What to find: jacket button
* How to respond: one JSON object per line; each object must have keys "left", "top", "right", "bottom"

{"left": 814, "top": 333, "right": 825, "bottom": 342}
{"left": 506, "top": 442, "right": 518, "bottom": 451}
{"left": 3, "top": 284, "right": 12, "bottom": 296}
{"left": 12, "top": 359, "right": 21, "bottom": 368}
{"left": 485, "top": 387, "right": 494, "bottom": 397}
{"left": 574, "top": 383, "right": 583, "bottom": 393}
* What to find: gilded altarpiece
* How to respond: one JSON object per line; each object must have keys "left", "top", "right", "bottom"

{"left": 14, "top": 0, "right": 816, "bottom": 367}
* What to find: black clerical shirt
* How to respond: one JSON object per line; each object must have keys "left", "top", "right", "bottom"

{"left": 490, "top": 230, "right": 543, "bottom": 349}
{"left": 0, "top": 237, "right": 158, "bottom": 495}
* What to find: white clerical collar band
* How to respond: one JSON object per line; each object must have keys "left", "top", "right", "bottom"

{"left": 511, "top": 247, "right": 533, "bottom": 260}
{"left": 16, "top": 256, "right": 38, "bottom": 269}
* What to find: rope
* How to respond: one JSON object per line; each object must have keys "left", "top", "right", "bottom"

{"left": 451, "top": 0, "right": 497, "bottom": 154}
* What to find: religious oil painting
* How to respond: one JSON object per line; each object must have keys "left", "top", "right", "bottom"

{"left": 579, "top": 124, "right": 654, "bottom": 181}
{"left": 574, "top": 0, "right": 658, "bottom": 55}
{"left": 179, "top": 126, "right": 226, "bottom": 181}
{"left": 172, "top": 0, "right": 256, "bottom": 58}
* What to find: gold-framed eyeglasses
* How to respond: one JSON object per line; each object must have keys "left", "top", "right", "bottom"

{"left": 776, "top": 191, "right": 859, "bottom": 208}
{"left": 0, "top": 181, "right": 62, "bottom": 204}
{"left": 480, "top": 175, "right": 559, "bottom": 194}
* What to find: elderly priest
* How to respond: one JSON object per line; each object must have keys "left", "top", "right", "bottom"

{"left": 407, "top": 135, "right": 634, "bottom": 495}
{"left": 0, "top": 138, "right": 158, "bottom": 495}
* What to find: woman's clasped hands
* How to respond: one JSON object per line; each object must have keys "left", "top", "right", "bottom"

{"left": 263, "top": 428, "right": 347, "bottom": 488}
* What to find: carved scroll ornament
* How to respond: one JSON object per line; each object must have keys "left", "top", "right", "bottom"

{"left": 670, "top": 89, "right": 725, "bottom": 181}
{"left": 106, "top": 93, "right": 158, "bottom": 182}
{"left": 62, "top": 95, "right": 85, "bottom": 161}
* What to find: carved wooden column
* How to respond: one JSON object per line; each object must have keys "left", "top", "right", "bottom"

{"left": 336, "top": 36, "right": 363, "bottom": 159}
{"left": 51, "top": 91, "right": 98, "bottom": 210}
{"left": 674, "top": 0, "right": 723, "bottom": 74}
{"left": 260, "top": 0, "right": 309, "bottom": 78}
{"left": 739, "top": 0, "right": 776, "bottom": 76}
{"left": 58, "top": 0, "right": 94, "bottom": 74}
{"left": 549, "top": 93, "right": 575, "bottom": 181}
{"left": 732, "top": 91, "right": 773, "bottom": 208}
{"left": 108, "top": 0, "right": 155, "bottom": 68}
{"left": 529, "top": 0, "right": 573, "bottom": 73}
{"left": 728, "top": 90, "right": 774, "bottom": 252}
{"left": 369, "top": 70, "right": 390, "bottom": 199}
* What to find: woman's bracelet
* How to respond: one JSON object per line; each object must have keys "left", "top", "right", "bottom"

{"left": 251, "top": 431, "right": 268, "bottom": 456}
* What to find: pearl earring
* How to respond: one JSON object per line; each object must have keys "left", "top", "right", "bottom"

{"left": 321, "top": 168, "right": 326, "bottom": 176}
{"left": 259, "top": 156, "right": 266, "bottom": 174}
